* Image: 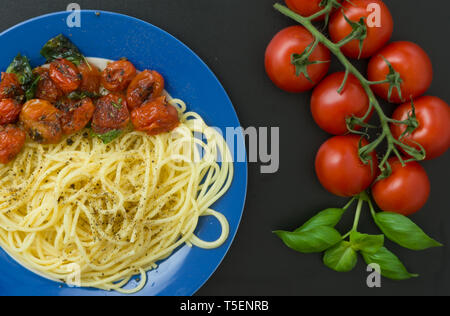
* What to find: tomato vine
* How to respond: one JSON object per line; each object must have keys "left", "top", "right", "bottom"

{"left": 272, "top": 2, "right": 443, "bottom": 280}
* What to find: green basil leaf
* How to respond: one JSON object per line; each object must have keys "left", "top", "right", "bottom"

{"left": 350, "top": 231, "right": 384, "bottom": 254}
{"left": 274, "top": 226, "right": 342, "bottom": 254}
{"left": 6, "top": 53, "right": 33, "bottom": 85}
{"left": 323, "top": 241, "right": 358, "bottom": 272}
{"left": 25, "top": 75, "right": 41, "bottom": 101}
{"left": 374, "top": 212, "right": 442, "bottom": 251}
{"left": 40, "top": 34, "right": 85, "bottom": 65}
{"left": 91, "top": 129, "right": 122, "bottom": 144}
{"left": 362, "top": 247, "right": 418, "bottom": 280}
{"left": 295, "top": 208, "right": 345, "bottom": 233}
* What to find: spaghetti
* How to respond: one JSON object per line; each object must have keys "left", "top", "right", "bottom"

{"left": 0, "top": 98, "right": 233, "bottom": 293}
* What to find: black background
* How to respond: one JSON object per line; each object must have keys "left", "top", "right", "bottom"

{"left": 1, "top": 0, "right": 449, "bottom": 296}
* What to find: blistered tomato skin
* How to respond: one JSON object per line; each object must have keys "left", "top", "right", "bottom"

{"left": 0, "top": 125, "right": 27, "bottom": 164}
{"left": 372, "top": 158, "right": 430, "bottom": 216}
{"left": 368, "top": 41, "right": 433, "bottom": 104}
{"left": 131, "top": 96, "right": 180, "bottom": 136}
{"left": 311, "top": 72, "right": 371, "bottom": 135}
{"left": 315, "top": 135, "right": 378, "bottom": 197}
{"left": 0, "top": 72, "right": 23, "bottom": 100}
{"left": 126, "top": 70, "right": 165, "bottom": 110}
{"left": 101, "top": 60, "right": 137, "bottom": 92}
{"left": 391, "top": 96, "right": 450, "bottom": 160}
{"left": 49, "top": 59, "right": 82, "bottom": 94}
{"left": 78, "top": 62, "right": 101, "bottom": 94}
{"left": 92, "top": 93, "right": 130, "bottom": 135}
{"left": 329, "top": 0, "right": 393, "bottom": 59}
{"left": 58, "top": 97, "right": 96, "bottom": 135}
{"left": 265, "top": 26, "right": 331, "bottom": 93}
{"left": 34, "top": 67, "right": 63, "bottom": 103}
{"left": 19, "top": 99, "right": 63, "bottom": 144}
{"left": 0, "top": 99, "right": 22, "bottom": 125}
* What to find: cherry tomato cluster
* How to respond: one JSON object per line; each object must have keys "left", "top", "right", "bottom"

{"left": 266, "top": 0, "right": 450, "bottom": 216}
{"left": 0, "top": 36, "right": 180, "bottom": 165}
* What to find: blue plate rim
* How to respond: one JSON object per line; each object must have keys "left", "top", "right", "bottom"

{"left": 0, "top": 10, "right": 248, "bottom": 296}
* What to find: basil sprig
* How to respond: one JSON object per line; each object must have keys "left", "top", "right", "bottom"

{"left": 323, "top": 241, "right": 358, "bottom": 272}
{"left": 275, "top": 194, "right": 442, "bottom": 281}
{"left": 374, "top": 212, "right": 442, "bottom": 251}
{"left": 6, "top": 53, "right": 33, "bottom": 85}
{"left": 91, "top": 129, "right": 123, "bottom": 144}
{"left": 6, "top": 53, "right": 40, "bottom": 101}
{"left": 40, "top": 34, "right": 86, "bottom": 65}
{"left": 274, "top": 208, "right": 344, "bottom": 253}
{"left": 362, "top": 247, "right": 418, "bottom": 280}
{"left": 350, "top": 231, "right": 384, "bottom": 254}
{"left": 294, "top": 208, "right": 344, "bottom": 232}
{"left": 274, "top": 226, "right": 342, "bottom": 254}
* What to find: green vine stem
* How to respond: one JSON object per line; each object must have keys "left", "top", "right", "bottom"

{"left": 274, "top": 3, "right": 425, "bottom": 175}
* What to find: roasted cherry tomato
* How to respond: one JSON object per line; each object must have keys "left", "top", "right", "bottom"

{"left": 0, "top": 125, "right": 26, "bottom": 164}
{"left": 285, "top": 0, "right": 334, "bottom": 21}
{"left": 33, "top": 67, "right": 63, "bottom": 103}
{"left": 126, "top": 70, "right": 165, "bottom": 110}
{"left": 0, "top": 99, "right": 22, "bottom": 125}
{"left": 92, "top": 93, "right": 130, "bottom": 134}
{"left": 131, "top": 96, "right": 179, "bottom": 136}
{"left": 265, "top": 26, "right": 330, "bottom": 93}
{"left": 329, "top": 0, "right": 393, "bottom": 59}
{"left": 20, "top": 99, "right": 63, "bottom": 144}
{"left": 372, "top": 158, "right": 430, "bottom": 216}
{"left": 368, "top": 41, "right": 433, "bottom": 103}
{"left": 78, "top": 62, "right": 101, "bottom": 94}
{"left": 57, "top": 97, "right": 95, "bottom": 135}
{"left": 311, "top": 72, "right": 371, "bottom": 135}
{"left": 101, "top": 60, "right": 136, "bottom": 92}
{"left": 0, "top": 72, "right": 23, "bottom": 100}
{"left": 49, "top": 58, "right": 81, "bottom": 94}
{"left": 315, "top": 135, "right": 378, "bottom": 197}
{"left": 391, "top": 96, "right": 450, "bottom": 160}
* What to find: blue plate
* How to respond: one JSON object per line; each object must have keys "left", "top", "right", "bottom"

{"left": 0, "top": 11, "right": 247, "bottom": 296}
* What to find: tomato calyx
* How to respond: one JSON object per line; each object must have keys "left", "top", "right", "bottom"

{"left": 316, "top": 0, "right": 345, "bottom": 25}
{"left": 379, "top": 56, "right": 404, "bottom": 103}
{"left": 345, "top": 115, "right": 375, "bottom": 136}
{"left": 392, "top": 99, "right": 420, "bottom": 140}
{"left": 336, "top": 15, "right": 367, "bottom": 59}
{"left": 291, "top": 38, "right": 330, "bottom": 83}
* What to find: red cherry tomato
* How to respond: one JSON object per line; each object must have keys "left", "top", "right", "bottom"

{"left": 78, "top": 62, "right": 101, "bottom": 94}
{"left": 265, "top": 26, "right": 330, "bottom": 93}
{"left": 20, "top": 99, "right": 63, "bottom": 144}
{"left": 92, "top": 94, "right": 130, "bottom": 135}
{"left": 101, "top": 60, "right": 136, "bottom": 92}
{"left": 131, "top": 96, "right": 180, "bottom": 136}
{"left": 315, "top": 135, "right": 378, "bottom": 197}
{"left": 311, "top": 72, "right": 371, "bottom": 135}
{"left": 0, "top": 125, "right": 26, "bottom": 164}
{"left": 0, "top": 72, "right": 23, "bottom": 100}
{"left": 58, "top": 97, "right": 96, "bottom": 135}
{"left": 391, "top": 96, "right": 450, "bottom": 160}
{"left": 49, "top": 58, "right": 82, "bottom": 94}
{"left": 0, "top": 99, "right": 22, "bottom": 125}
{"left": 34, "top": 67, "right": 63, "bottom": 103}
{"left": 368, "top": 41, "right": 433, "bottom": 103}
{"left": 372, "top": 158, "right": 430, "bottom": 216}
{"left": 329, "top": 0, "right": 393, "bottom": 59}
{"left": 285, "top": 0, "right": 331, "bottom": 21}
{"left": 126, "top": 70, "right": 165, "bottom": 110}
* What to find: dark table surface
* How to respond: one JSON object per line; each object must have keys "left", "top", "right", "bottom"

{"left": 1, "top": 0, "right": 449, "bottom": 296}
